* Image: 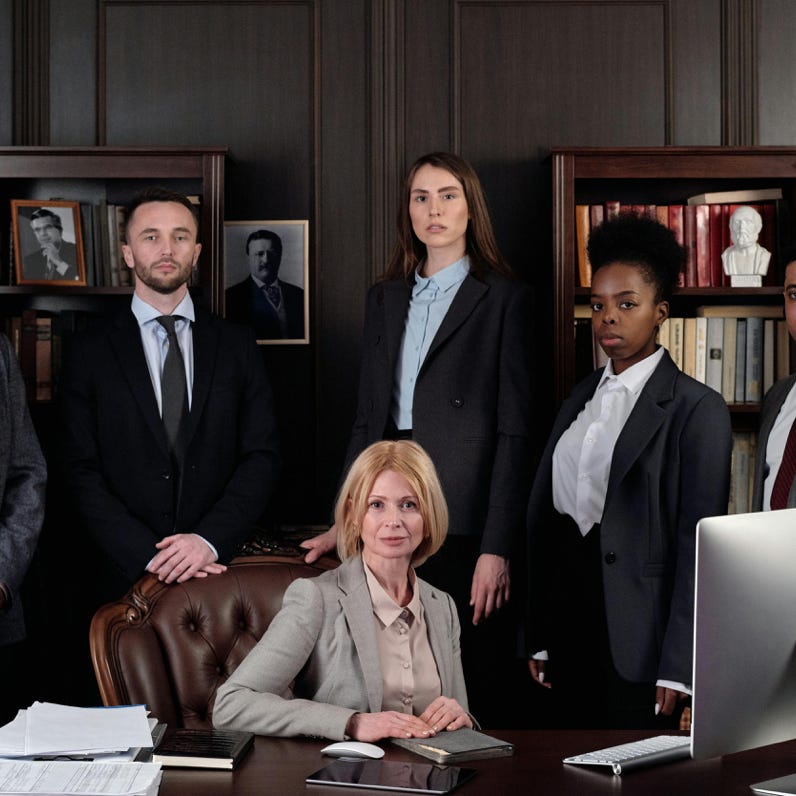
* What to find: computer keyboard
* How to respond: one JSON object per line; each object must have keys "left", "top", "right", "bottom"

{"left": 563, "top": 734, "right": 691, "bottom": 775}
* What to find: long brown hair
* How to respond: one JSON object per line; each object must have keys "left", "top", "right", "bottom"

{"left": 382, "top": 152, "right": 512, "bottom": 282}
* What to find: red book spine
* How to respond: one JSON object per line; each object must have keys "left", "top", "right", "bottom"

{"left": 684, "top": 205, "right": 698, "bottom": 287}
{"left": 695, "top": 204, "right": 711, "bottom": 287}
{"left": 709, "top": 204, "right": 723, "bottom": 286}
{"left": 669, "top": 205, "right": 685, "bottom": 287}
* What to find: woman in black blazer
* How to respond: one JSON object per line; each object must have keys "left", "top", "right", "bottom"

{"left": 526, "top": 213, "right": 732, "bottom": 729}
{"left": 303, "top": 153, "right": 533, "bottom": 726}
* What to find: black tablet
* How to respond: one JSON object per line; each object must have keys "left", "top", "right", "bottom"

{"left": 305, "top": 758, "right": 477, "bottom": 794}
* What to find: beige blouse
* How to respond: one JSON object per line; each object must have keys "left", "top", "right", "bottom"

{"left": 363, "top": 559, "right": 442, "bottom": 715}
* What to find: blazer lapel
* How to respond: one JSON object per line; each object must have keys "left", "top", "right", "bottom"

{"left": 606, "top": 353, "right": 675, "bottom": 496}
{"left": 338, "top": 558, "right": 384, "bottom": 712}
{"left": 108, "top": 311, "right": 169, "bottom": 456}
{"left": 183, "top": 311, "right": 219, "bottom": 448}
{"left": 422, "top": 274, "right": 487, "bottom": 370}
{"left": 417, "top": 580, "right": 453, "bottom": 694}
{"left": 760, "top": 375, "right": 796, "bottom": 460}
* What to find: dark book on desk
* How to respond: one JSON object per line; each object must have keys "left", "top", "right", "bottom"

{"left": 152, "top": 728, "right": 254, "bottom": 769}
{"left": 391, "top": 729, "right": 514, "bottom": 764}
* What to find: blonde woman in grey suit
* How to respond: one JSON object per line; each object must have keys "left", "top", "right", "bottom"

{"left": 213, "top": 440, "right": 472, "bottom": 741}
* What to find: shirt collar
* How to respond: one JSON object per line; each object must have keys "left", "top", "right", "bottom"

{"left": 412, "top": 255, "right": 470, "bottom": 297}
{"left": 598, "top": 345, "right": 665, "bottom": 396}
{"left": 363, "top": 557, "right": 422, "bottom": 627}
{"left": 132, "top": 292, "right": 196, "bottom": 328}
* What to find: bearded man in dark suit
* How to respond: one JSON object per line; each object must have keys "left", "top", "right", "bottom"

{"left": 60, "top": 188, "right": 280, "bottom": 604}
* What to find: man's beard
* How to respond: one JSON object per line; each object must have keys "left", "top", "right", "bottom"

{"left": 133, "top": 258, "right": 192, "bottom": 294}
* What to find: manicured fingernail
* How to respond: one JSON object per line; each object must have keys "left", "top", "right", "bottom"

{"left": 538, "top": 672, "right": 545, "bottom": 684}
{"left": 654, "top": 703, "right": 661, "bottom": 716}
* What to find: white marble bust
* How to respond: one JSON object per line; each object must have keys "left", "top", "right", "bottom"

{"left": 721, "top": 205, "right": 771, "bottom": 276}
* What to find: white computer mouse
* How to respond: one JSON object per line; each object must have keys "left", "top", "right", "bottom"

{"left": 320, "top": 741, "right": 385, "bottom": 759}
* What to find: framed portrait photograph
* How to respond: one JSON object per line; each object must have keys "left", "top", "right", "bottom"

{"left": 223, "top": 220, "right": 309, "bottom": 344}
{"left": 11, "top": 199, "right": 86, "bottom": 286}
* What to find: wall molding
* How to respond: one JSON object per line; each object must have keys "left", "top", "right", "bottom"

{"left": 369, "top": 0, "right": 405, "bottom": 280}
{"left": 722, "top": 0, "right": 758, "bottom": 145}
{"left": 13, "top": 0, "right": 49, "bottom": 145}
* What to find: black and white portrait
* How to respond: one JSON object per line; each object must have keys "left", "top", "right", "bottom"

{"left": 12, "top": 199, "right": 86, "bottom": 286}
{"left": 224, "top": 220, "right": 309, "bottom": 344}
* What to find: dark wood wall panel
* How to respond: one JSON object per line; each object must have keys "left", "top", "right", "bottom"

{"left": 758, "top": 0, "right": 796, "bottom": 145}
{"left": 50, "top": 0, "right": 96, "bottom": 145}
{"left": 669, "top": 0, "right": 721, "bottom": 144}
{"left": 101, "top": 1, "right": 315, "bottom": 219}
{"left": 457, "top": 2, "right": 667, "bottom": 154}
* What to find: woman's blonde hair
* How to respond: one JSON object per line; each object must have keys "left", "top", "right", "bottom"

{"left": 335, "top": 440, "right": 448, "bottom": 566}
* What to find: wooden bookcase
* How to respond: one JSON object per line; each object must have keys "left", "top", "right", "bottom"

{"left": 0, "top": 146, "right": 227, "bottom": 313}
{"left": 552, "top": 146, "right": 796, "bottom": 426}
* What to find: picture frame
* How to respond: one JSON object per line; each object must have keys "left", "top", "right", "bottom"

{"left": 223, "top": 220, "right": 309, "bottom": 345}
{"left": 11, "top": 199, "right": 87, "bottom": 286}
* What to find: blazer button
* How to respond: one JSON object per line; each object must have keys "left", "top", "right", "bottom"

{"left": 162, "top": 472, "right": 171, "bottom": 480}
{"left": 450, "top": 398, "right": 464, "bottom": 408}
{"left": 604, "top": 552, "right": 617, "bottom": 564}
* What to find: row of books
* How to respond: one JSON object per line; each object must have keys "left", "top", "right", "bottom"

{"left": 79, "top": 202, "right": 132, "bottom": 288}
{"left": 575, "top": 305, "right": 790, "bottom": 404}
{"left": 660, "top": 308, "right": 788, "bottom": 404}
{"left": 4, "top": 310, "right": 89, "bottom": 402}
{"left": 575, "top": 187, "right": 783, "bottom": 288}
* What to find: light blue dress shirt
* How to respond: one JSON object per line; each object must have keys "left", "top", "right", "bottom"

{"left": 391, "top": 256, "right": 470, "bottom": 430}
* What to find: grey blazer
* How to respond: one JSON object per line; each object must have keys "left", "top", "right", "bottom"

{"left": 527, "top": 351, "right": 732, "bottom": 686}
{"left": 213, "top": 555, "right": 468, "bottom": 740}
{"left": 0, "top": 334, "right": 46, "bottom": 645}
{"left": 751, "top": 374, "right": 796, "bottom": 511}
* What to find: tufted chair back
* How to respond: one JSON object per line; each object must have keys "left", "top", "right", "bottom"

{"left": 89, "top": 554, "right": 336, "bottom": 729}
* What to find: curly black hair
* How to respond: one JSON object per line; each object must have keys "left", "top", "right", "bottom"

{"left": 587, "top": 212, "right": 685, "bottom": 303}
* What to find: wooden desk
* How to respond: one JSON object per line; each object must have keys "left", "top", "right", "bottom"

{"left": 158, "top": 730, "right": 796, "bottom": 795}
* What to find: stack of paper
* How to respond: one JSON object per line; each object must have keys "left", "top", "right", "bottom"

{"left": 0, "top": 705, "right": 162, "bottom": 795}
{"left": 0, "top": 760, "right": 161, "bottom": 795}
{"left": 0, "top": 703, "right": 154, "bottom": 759}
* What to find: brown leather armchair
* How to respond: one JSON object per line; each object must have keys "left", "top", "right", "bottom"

{"left": 89, "top": 555, "right": 336, "bottom": 729}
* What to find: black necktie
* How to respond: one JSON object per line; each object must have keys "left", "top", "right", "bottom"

{"left": 156, "top": 315, "right": 187, "bottom": 453}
